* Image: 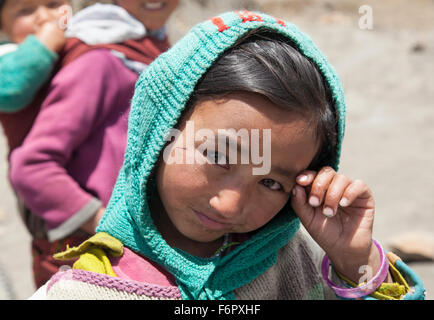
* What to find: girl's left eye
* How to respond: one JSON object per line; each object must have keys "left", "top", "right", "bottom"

{"left": 261, "top": 178, "right": 283, "bottom": 191}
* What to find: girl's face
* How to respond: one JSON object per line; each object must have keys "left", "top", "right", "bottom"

{"left": 1, "top": 0, "right": 70, "bottom": 43}
{"left": 153, "top": 92, "right": 320, "bottom": 257}
{"left": 116, "top": 0, "right": 179, "bottom": 30}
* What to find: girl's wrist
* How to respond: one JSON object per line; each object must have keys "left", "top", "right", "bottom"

{"left": 322, "top": 239, "right": 390, "bottom": 299}
{"left": 329, "top": 241, "right": 382, "bottom": 284}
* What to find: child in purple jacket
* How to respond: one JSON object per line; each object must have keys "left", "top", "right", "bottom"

{"left": 8, "top": 0, "right": 179, "bottom": 288}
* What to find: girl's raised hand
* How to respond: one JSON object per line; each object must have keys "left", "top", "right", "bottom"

{"left": 290, "top": 166, "right": 381, "bottom": 283}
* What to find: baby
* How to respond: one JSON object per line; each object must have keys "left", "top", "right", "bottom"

{"left": 0, "top": 0, "right": 70, "bottom": 116}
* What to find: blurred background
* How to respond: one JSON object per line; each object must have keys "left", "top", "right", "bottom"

{"left": 0, "top": 0, "right": 433, "bottom": 299}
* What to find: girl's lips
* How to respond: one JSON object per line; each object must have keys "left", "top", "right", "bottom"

{"left": 142, "top": 1, "right": 166, "bottom": 11}
{"left": 193, "top": 209, "right": 230, "bottom": 231}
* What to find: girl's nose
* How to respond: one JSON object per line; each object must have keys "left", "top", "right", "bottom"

{"left": 209, "top": 188, "right": 247, "bottom": 219}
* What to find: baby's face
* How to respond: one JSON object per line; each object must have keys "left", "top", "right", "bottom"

{"left": 154, "top": 92, "right": 320, "bottom": 252}
{"left": 116, "top": 0, "right": 179, "bottom": 31}
{"left": 1, "top": 0, "right": 70, "bottom": 43}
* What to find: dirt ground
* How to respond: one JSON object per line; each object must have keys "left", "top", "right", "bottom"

{"left": 0, "top": 0, "right": 433, "bottom": 300}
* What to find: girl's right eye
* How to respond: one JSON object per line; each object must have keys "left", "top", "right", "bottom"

{"left": 260, "top": 178, "right": 283, "bottom": 192}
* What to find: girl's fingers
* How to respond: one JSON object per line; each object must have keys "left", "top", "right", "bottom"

{"left": 339, "top": 179, "right": 372, "bottom": 208}
{"left": 322, "top": 174, "right": 352, "bottom": 217}
{"left": 291, "top": 184, "right": 307, "bottom": 207}
{"left": 295, "top": 170, "right": 317, "bottom": 186}
{"left": 295, "top": 168, "right": 373, "bottom": 219}
{"left": 291, "top": 184, "right": 314, "bottom": 226}
{"left": 305, "top": 166, "right": 336, "bottom": 208}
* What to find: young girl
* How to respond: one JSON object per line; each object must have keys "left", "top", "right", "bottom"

{"left": 31, "top": 11, "right": 425, "bottom": 300}
{"left": 8, "top": 0, "right": 178, "bottom": 288}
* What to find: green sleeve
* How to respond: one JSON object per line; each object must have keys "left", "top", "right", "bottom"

{"left": 0, "top": 35, "right": 58, "bottom": 113}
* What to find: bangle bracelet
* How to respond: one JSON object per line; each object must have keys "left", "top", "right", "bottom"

{"left": 321, "top": 239, "right": 389, "bottom": 299}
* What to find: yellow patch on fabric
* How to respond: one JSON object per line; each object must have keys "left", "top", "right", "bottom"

{"left": 53, "top": 232, "right": 123, "bottom": 277}
{"left": 336, "top": 252, "right": 411, "bottom": 300}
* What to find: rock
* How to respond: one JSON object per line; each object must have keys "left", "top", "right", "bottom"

{"left": 411, "top": 42, "right": 426, "bottom": 53}
{"left": 388, "top": 232, "right": 434, "bottom": 262}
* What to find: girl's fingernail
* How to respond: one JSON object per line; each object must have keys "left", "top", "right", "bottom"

{"left": 340, "top": 198, "right": 348, "bottom": 207}
{"left": 309, "top": 196, "right": 320, "bottom": 207}
{"left": 323, "top": 207, "right": 334, "bottom": 218}
{"left": 292, "top": 187, "right": 297, "bottom": 197}
{"left": 297, "top": 175, "right": 308, "bottom": 183}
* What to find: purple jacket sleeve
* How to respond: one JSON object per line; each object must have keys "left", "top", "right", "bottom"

{"left": 9, "top": 49, "right": 126, "bottom": 238}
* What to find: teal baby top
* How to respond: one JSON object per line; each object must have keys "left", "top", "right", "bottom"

{"left": 0, "top": 35, "right": 57, "bottom": 112}
{"left": 97, "top": 11, "right": 347, "bottom": 300}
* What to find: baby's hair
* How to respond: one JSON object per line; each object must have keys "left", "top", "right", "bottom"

{"left": 188, "top": 28, "right": 338, "bottom": 171}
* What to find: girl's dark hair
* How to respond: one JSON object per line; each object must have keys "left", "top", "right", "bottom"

{"left": 188, "top": 29, "right": 338, "bottom": 170}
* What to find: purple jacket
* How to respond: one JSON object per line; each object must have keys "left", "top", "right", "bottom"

{"left": 9, "top": 49, "right": 137, "bottom": 241}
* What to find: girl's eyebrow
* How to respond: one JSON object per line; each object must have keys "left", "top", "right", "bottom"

{"left": 271, "top": 165, "right": 299, "bottom": 180}
{"left": 215, "top": 131, "right": 300, "bottom": 179}
{"left": 215, "top": 130, "right": 250, "bottom": 155}
{"left": 9, "top": 2, "right": 29, "bottom": 9}
{"left": 11, "top": 0, "right": 32, "bottom": 6}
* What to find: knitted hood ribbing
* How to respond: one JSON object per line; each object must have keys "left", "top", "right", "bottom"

{"left": 97, "top": 11, "right": 346, "bottom": 300}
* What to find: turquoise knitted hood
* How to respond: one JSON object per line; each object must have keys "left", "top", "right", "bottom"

{"left": 97, "top": 11, "right": 346, "bottom": 300}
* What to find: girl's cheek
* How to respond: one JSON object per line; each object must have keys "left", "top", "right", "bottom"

{"left": 245, "top": 196, "right": 288, "bottom": 231}
{"left": 244, "top": 208, "right": 278, "bottom": 232}
{"left": 162, "top": 162, "right": 209, "bottom": 192}
{"left": 160, "top": 164, "right": 211, "bottom": 212}
{"left": 10, "top": 18, "right": 35, "bottom": 43}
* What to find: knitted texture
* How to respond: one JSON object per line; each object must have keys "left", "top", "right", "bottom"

{"left": 46, "top": 269, "right": 181, "bottom": 300}
{"left": 233, "top": 229, "right": 334, "bottom": 300}
{"left": 97, "top": 11, "right": 346, "bottom": 300}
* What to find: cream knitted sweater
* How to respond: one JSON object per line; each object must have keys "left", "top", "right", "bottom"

{"left": 30, "top": 228, "right": 339, "bottom": 300}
